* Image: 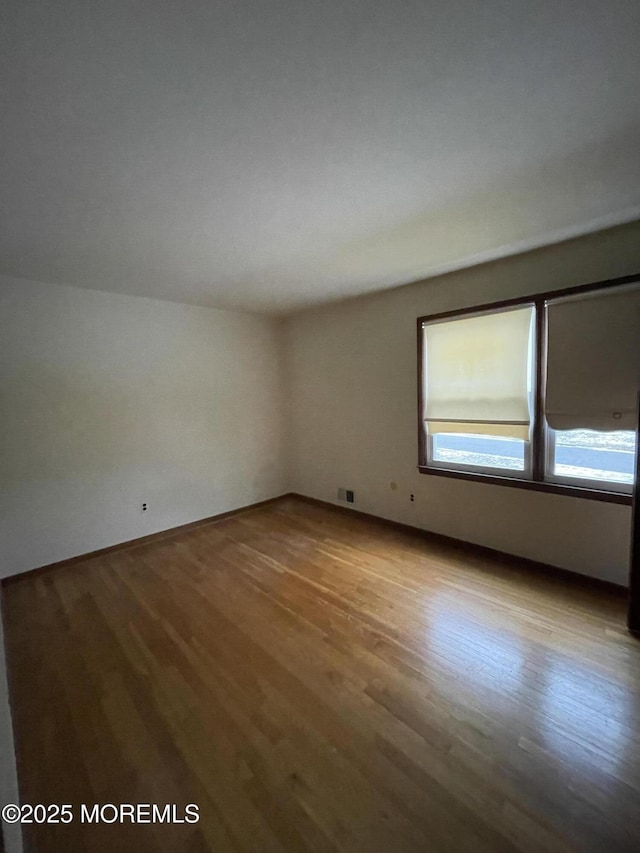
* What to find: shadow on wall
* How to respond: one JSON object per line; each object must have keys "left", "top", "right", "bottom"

{"left": 329, "top": 121, "right": 640, "bottom": 290}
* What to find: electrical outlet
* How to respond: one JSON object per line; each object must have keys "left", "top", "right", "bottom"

{"left": 410, "top": 493, "right": 415, "bottom": 502}
{"left": 337, "top": 487, "right": 346, "bottom": 501}
{"left": 346, "top": 490, "right": 355, "bottom": 503}
{"left": 141, "top": 502, "right": 148, "bottom": 512}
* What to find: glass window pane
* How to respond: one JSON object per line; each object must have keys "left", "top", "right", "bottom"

{"left": 432, "top": 433, "right": 526, "bottom": 471}
{"left": 551, "top": 429, "right": 636, "bottom": 485}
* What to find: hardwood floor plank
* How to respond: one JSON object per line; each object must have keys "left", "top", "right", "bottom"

{"left": 3, "top": 497, "right": 639, "bottom": 852}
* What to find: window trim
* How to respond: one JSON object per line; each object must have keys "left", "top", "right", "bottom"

{"left": 417, "top": 271, "right": 639, "bottom": 506}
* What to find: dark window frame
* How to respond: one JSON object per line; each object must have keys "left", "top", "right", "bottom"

{"left": 417, "top": 272, "right": 639, "bottom": 506}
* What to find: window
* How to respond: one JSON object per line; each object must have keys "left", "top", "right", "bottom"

{"left": 546, "top": 428, "right": 635, "bottom": 491}
{"left": 418, "top": 276, "right": 640, "bottom": 502}
{"left": 423, "top": 304, "right": 535, "bottom": 477}
{"left": 431, "top": 433, "right": 527, "bottom": 473}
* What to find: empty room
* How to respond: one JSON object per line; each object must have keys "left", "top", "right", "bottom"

{"left": 2, "top": 1, "right": 640, "bottom": 852}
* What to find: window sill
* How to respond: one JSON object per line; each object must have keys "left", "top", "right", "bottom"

{"left": 417, "top": 465, "right": 632, "bottom": 505}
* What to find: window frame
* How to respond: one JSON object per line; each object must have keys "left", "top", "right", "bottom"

{"left": 417, "top": 272, "right": 639, "bottom": 506}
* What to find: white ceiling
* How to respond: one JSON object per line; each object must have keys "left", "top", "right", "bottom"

{"left": 1, "top": 1, "right": 640, "bottom": 315}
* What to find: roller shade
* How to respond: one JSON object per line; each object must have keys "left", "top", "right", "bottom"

{"left": 545, "top": 284, "right": 640, "bottom": 431}
{"left": 423, "top": 305, "right": 534, "bottom": 440}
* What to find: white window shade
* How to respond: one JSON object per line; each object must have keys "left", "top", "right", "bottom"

{"left": 545, "top": 285, "right": 640, "bottom": 431}
{"left": 423, "top": 305, "right": 534, "bottom": 440}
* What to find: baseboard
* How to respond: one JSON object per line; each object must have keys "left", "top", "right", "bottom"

{"left": 2, "top": 491, "right": 627, "bottom": 598}
{"left": 288, "top": 492, "right": 627, "bottom": 596}
{"left": 1, "top": 494, "right": 289, "bottom": 586}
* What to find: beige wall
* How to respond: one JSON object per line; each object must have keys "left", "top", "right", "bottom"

{"left": 2, "top": 222, "right": 639, "bottom": 585}
{"left": 284, "top": 221, "right": 640, "bottom": 586}
{"left": 0, "top": 276, "right": 287, "bottom": 578}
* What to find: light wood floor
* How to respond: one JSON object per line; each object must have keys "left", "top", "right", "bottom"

{"left": 3, "top": 497, "right": 640, "bottom": 852}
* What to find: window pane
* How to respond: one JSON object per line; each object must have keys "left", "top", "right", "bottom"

{"left": 551, "top": 429, "right": 636, "bottom": 485}
{"left": 432, "top": 433, "right": 526, "bottom": 471}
